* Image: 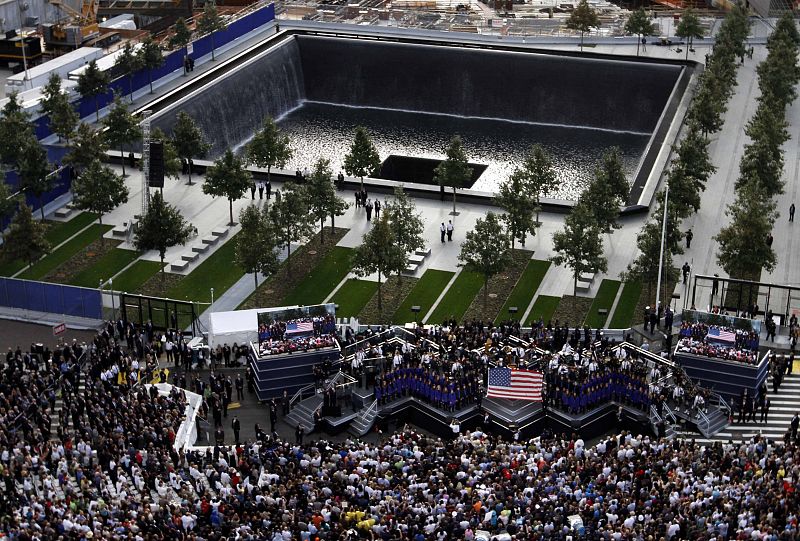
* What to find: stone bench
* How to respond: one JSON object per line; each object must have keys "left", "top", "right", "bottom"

{"left": 578, "top": 272, "right": 595, "bottom": 283}
{"left": 402, "top": 263, "right": 419, "bottom": 275}
{"left": 191, "top": 244, "right": 209, "bottom": 254}
{"left": 201, "top": 236, "right": 218, "bottom": 246}
{"left": 170, "top": 260, "right": 189, "bottom": 272}
{"left": 415, "top": 247, "right": 431, "bottom": 257}
{"left": 575, "top": 282, "right": 591, "bottom": 293}
{"left": 112, "top": 224, "right": 129, "bottom": 237}
{"left": 182, "top": 252, "right": 199, "bottom": 262}
{"left": 211, "top": 227, "right": 228, "bottom": 238}
{"left": 54, "top": 207, "right": 72, "bottom": 218}
{"left": 408, "top": 254, "right": 425, "bottom": 264}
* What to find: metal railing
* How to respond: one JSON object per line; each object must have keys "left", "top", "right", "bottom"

{"left": 357, "top": 399, "right": 378, "bottom": 425}
{"left": 289, "top": 383, "right": 316, "bottom": 409}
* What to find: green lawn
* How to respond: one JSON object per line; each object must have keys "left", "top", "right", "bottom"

{"left": 584, "top": 279, "right": 621, "bottom": 328}
{"left": 609, "top": 281, "right": 643, "bottom": 329}
{"left": 331, "top": 279, "right": 378, "bottom": 318}
{"left": 426, "top": 269, "right": 483, "bottom": 324}
{"left": 0, "top": 212, "right": 99, "bottom": 277}
{"left": 112, "top": 260, "right": 163, "bottom": 293}
{"left": 18, "top": 224, "right": 112, "bottom": 281}
{"left": 393, "top": 269, "right": 454, "bottom": 324}
{"left": 69, "top": 248, "right": 140, "bottom": 288}
{"left": 166, "top": 234, "right": 244, "bottom": 302}
{"left": 495, "top": 259, "right": 550, "bottom": 324}
{"left": 528, "top": 295, "right": 561, "bottom": 325}
{"left": 283, "top": 246, "right": 354, "bottom": 306}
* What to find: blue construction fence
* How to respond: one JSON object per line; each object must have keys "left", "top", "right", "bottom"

{"left": 32, "top": 2, "right": 276, "bottom": 140}
{"left": 1, "top": 145, "right": 73, "bottom": 231}
{"left": 0, "top": 277, "right": 103, "bottom": 319}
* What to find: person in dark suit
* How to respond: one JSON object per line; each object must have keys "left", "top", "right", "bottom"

{"left": 232, "top": 416, "right": 240, "bottom": 445}
{"left": 269, "top": 400, "right": 277, "bottom": 433}
{"left": 296, "top": 423, "right": 304, "bottom": 444}
{"left": 790, "top": 203, "right": 795, "bottom": 222}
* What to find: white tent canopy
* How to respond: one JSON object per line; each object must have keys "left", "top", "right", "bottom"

{"left": 208, "top": 309, "right": 260, "bottom": 348}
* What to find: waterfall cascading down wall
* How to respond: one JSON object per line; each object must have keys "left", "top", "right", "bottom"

{"left": 152, "top": 39, "right": 306, "bottom": 158}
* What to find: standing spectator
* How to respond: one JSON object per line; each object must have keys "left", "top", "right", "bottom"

{"left": 682, "top": 262, "right": 690, "bottom": 284}
{"left": 767, "top": 233, "right": 774, "bottom": 248}
{"left": 296, "top": 423, "right": 305, "bottom": 444}
{"left": 232, "top": 416, "right": 241, "bottom": 445}
{"left": 791, "top": 412, "right": 799, "bottom": 440}
{"left": 440, "top": 222, "right": 446, "bottom": 243}
{"left": 790, "top": 203, "right": 795, "bottom": 222}
{"left": 235, "top": 373, "right": 244, "bottom": 401}
{"left": 761, "top": 398, "right": 770, "bottom": 423}
{"left": 685, "top": 229, "right": 693, "bottom": 249}
{"left": 374, "top": 199, "right": 381, "bottom": 218}
{"left": 258, "top": 182, "right": 264, "bottom": 200}
{"left": 446, "top": 220, "right": 454, "bottom": 241}
{"left": 269, "top": 400, "right": 278, "bottom": 433}
{"left": 266, "top": 179, "right": 272, "bottom": 200}
{"left": 250, "top": 182, "right": 256, "bottom": 200}
{"left": 365, "top": 199, "right": 373, "bottom": 222}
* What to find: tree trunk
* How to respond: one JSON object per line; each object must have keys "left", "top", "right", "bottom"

{"left": 129, "top": 75, "right": 134, "bottom": 102}
{"left": 187, "top": 162, "right": 193, "bottom": 186}
{"left": 377, "top": 271, "right": 382, "bottom": 311}
{"left": 320, "top": 219, "right": 325, "bottom": 243}
{"left": 484, "top": 276, "right": 488, "bottom": 315}
{"left": 121, "top": 148, "right": 126, "bottom": 177}
{"left": 685, "top": 40, "right": 690, "bottom": 60}
{"left": 228, "top": 198, "right": 234, "bottom": 225}
{"left": 580, "top": 31, "right": 584, "bottom": 51}
{"left": 160, "top": 253, "right": 166, "bottom": 279}
{"left": 330, "top": 211, "right": 335, "bottom": 231}
{"left": 149, "top": 70, "right": 154, "bottom": 94}
{"left": 574, "top": 272, "right": 578, "bottom": 296}
{"left": 286, "top": 226, "right": 291, "bottom": 271}
{"left": 452, "top": 186, "right": 457, "bottom": 215}
{"left": 360, "top": 175, "right": 364, "bottom": 192}
{"left": 254, "top": 272, "right": 259, "bottom": 289}
{"left": 211, "top": 34, "right": 216, "bottom": 61}
{"left": 636, "top": 36, "right": 641, "bottom": 56}
{"left": 94, "top": 98, "right": 100, "bottom": 122}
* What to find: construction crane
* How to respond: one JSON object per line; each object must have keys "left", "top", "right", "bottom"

{"left": 43, "top": 0, "right": 100, "bottom": 49}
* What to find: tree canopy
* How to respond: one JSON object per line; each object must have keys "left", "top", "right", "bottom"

{"left": 458, "top": 211, "right": 512, "bottom": 314}
{"left": 203, "top": 149, "right": 252, "bottom": 225}
{"left": 134, "top": 191, "right": 193, "bottom": 278}
{"left": 343, "top": 126, "right": 381, "bottom": 191}
{"left": 433, "top": 135, "right": 472, "bottom": 215}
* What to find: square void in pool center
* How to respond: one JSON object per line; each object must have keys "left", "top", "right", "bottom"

{"left": 379, "top": 155, "right": 487, "bottom": 188}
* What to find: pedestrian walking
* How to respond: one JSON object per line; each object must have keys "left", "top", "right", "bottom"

{"left": 440, "top": 223, "right": 446, "bottom": 243}
{"left": 685, "top": 229, "right": 693, "bottom": 249}
{"left": 682, "top": 262, "right": 690, "bottom": 284}
{"left": 790, "top": 203, "right": 795, "bottom": 222}
{"left": 355, "top": 191, "right": 360, "bottom": 208}
{"left": 446, "top": 220, "right": 454, "bottom": 241}
{"left": 365, "top": 199, "right": 373, "bottom": 222}
{"left": 761, "top": 398, "right": 770, "bottom": 423}
{"left": 374, "top": 199, "right": 381, "bottom": 218}
{"left": 232, "top": 416, "right": 241, "bottom": 445}
{"left": 712, "top": 274, "right": 719, "bottom": 298}
{"left": 767, "top": 233, "right": 774, "bottom": 247}
{"left": 791, "top": 412, "right": 799, "bottom": 440}
{"left": 258, "top": 182, "right": 264, "bottom": 200}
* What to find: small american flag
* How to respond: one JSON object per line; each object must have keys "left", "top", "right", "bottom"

{"left": 708, "top": 327, "right": 736, "bottom": 343}
{"left": 487, "top": 367, "right": 543, "bottom": 401}
{"left": 286, "top": 321, "right": 314, "bottom": 335}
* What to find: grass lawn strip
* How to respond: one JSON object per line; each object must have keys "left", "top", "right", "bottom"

{"left": 609, "top": 281, "right": 643, "bottom": 328}
{"left": 358, "top": 275, "right": 418, "bottom": 324}
{"left": 112, "top": 260, "right": 163, "bottom": 294}
{"left": 283, "top": 246, "right": 354, "bottom": 306}
{"left": 495, "top": 259, "right": 550, "bottom": 325}
{"left": 166, "top": 233, "right": 244, "bottom": 302}
{"left": 331, "top": 279, "right": 378, "bottom": 318}
{"left": 426, "top": 270, "right": 484, "bottom": 324}
{"left": 0, "top": 212, "right": 98, "bottom": 277}
{"left": 392, "top": 270, "right": 454, "bottom": 324}
{"left": 584, "top": 279, "right": 621, "bottom": 328}
{"left": 462, "top": 250, "right": 532, "bottom": 323}
{"left": 69, "top": 248, "right": 140, "bottom": 288}
{"left": 528, "top": 295, "right": 561, "bottom": 325}
{"left": 552, "top": 295, "right": 594, "bottom": 327}
{"left": 240, "top": 227, "right": 349, "bottom": 310}
{"left": 19, "top": 224, "right": 112, "bottom": 281}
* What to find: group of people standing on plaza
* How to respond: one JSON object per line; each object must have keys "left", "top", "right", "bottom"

{"left": 354, "top": 188, "right": 381, "bottom": 222}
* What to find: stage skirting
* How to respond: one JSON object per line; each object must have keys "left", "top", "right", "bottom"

{"left": 674, "top": 350, "right": 770, "bottom": 403}
{"left": 249, "top": 346, "right": 340, "bottom": 400}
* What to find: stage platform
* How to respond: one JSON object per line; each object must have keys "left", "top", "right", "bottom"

{"left": 248, "top": 346, "right": 340, "bottom": 400}
{"left": 675, "top": 350, "right": 770, "bottom": 403}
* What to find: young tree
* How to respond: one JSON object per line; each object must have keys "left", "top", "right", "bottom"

{"left": 518, "top": 144, "right": 557, "bottom": 226}
{"left": 134, "top": 190, "right": 193, "bottom": 279}
{"left": 203, "top": 149, "right": 252, "bottom": 225}
{"left": 458, "top": 211, "right": 512, "bottom": 314}
{"left": 351, "top": 213, "right": 405, "bottom": 312}
{"left": 246, "top": 116, "right": 293, "bottom": 186}
{"left": 71, "top": 159, "right": 129, "bottom": 229}
{"left": 384, "top": 185, "right": 425, "bottom": 279}
{"left": 715, "top": 182, "right": 778, "bottom": 279}
{"left": 0, "top": 180, "right": 19, "bottom": 243}
{"left": 76, "top": 60, "right": 110, "bottom": 121}
{"left": 0, "top": 92, "right": 33, "bottom": 167}
{"left": 40, "top": 73, "right": 78, "bottom": 143}
{"left": 566, "top": 0, "right": 599, "bottom": 51}
{"left": 306, "top": 158, "right": 347, "bottom": 243}
{"left": 1, "top": 204, "right": 49, "bottom": 267}
{"left": 433, "top": 135, "right": 472, "bottom": 216}
{"left": 624, "top": 8, "right": 656, "bottom": 56}
{"left": 495, "top": 169, "right": 537, "bottom": 249}
{"left": 235, "top": 204, "right": 279, "bottom": 288}
{"left": 668, "top": 128, "right": 715, "bottom": 218}
{"left": 550, "top": 202, "right": 608, "bottom": 295}
{"left": 171, "top": 111, "right": 210, "bottom": 185}
{"left": 269, "top": 181, "right": 315, "bottom": 271}
{"left": 343, "top": 126, "right": 381, "bottom": 191}
{"left": 169, "top": 18, "right": 193, "bottom": 74}
{"left": 139, "top": 37, "right": 165, "bottom": 94}
{"left": 581, "top": 176, "right": 622, "bottom": 234}
{"left": 17, "top": 138, "right": 52, "bottom": 221}
{"left": 198, "top": 0, "right": 226, "bottom": 61}
{"left": 688, "top": 78, "right": 726, "bottom": 136}
{"left": 102, "top": 93, "right": 142, "bottom": 177}
{"left": 64, "top": 122, "right": 108, "bottom": 173}
{"left": 152, "top": 127, "right": 182, "bottom": 181}
{"left": 597, "top": 147, "right": 629, "bottom": 204}
{"left": 676, "top": 9, "right": 704, "bottom": 60}
{"left": 114, "top": 42, "right": 143, "bottom": 102}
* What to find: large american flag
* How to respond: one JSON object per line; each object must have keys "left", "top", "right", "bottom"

{"left": 286, "top": 321, "right": 314, "bottom": 335}
{"left": 487, "top": 367, "right": 543, "bottom": 401}
{"left": 708, "top": 327, "right": 736, "bottom": 343}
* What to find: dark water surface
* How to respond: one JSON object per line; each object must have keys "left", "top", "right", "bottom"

{"left": 274, "top": 101, "right": 650, "bottom": 200}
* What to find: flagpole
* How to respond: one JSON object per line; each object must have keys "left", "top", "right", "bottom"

{"left": 655, "top": 182, "right": 669, "bottom": 317}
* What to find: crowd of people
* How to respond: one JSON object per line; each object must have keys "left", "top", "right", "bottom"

{"left": 257, "top": 315, "right": 338, "bottom": 357}
{"left": 374, "top": 366, "right": 480, "bottom": 411}
{"left": 676, "top": 322, "right": 761, "bottom": 364}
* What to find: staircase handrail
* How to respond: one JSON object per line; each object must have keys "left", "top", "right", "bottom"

{"left": 661, "top": 402, "right": 678, "bottom": 425}
{"left": 290, "top": 383, "right": 316, "bottom": 409}
{"left": 358, "top": 399, "right": 378, "bottom": 423}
